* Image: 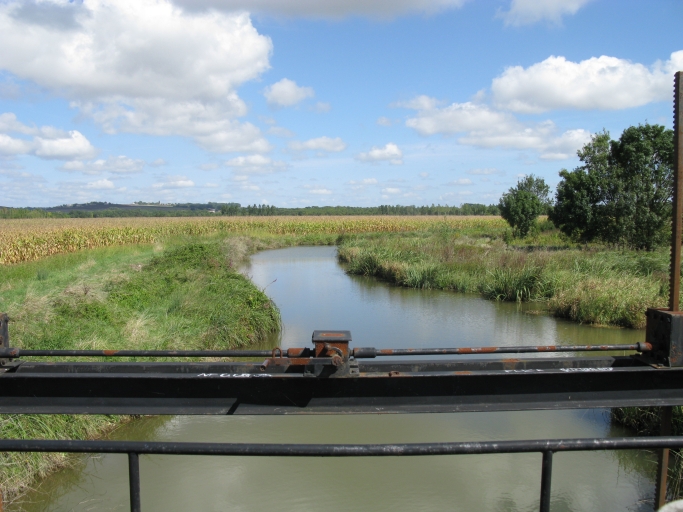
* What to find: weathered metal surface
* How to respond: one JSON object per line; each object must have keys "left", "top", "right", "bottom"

{"left": 670, "top": 70, "right": 683, "bottom": 312}
{"left": 645, "top": 308, "right": 683, "bottom": 366}
{"left": 2, "top": 356, "right": 683, "bottom": 414}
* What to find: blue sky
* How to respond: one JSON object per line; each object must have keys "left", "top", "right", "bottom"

{"left": 0, "top": 0, "right": 681, "bottom": 208}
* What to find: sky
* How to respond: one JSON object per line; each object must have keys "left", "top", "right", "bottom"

{"left": 0, "top": 0, "right": 681, "bottom": 208}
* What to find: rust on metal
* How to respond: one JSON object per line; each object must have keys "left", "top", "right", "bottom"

{"left": 671, "top": 71, "right": 683, "bottom": 312}
{"left": 102, "top": 350, "right": 119, "bottom": 356}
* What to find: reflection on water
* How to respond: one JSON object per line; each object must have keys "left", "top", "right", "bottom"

{"left": 12, "top": 246, "right": 654, "bottom": 511}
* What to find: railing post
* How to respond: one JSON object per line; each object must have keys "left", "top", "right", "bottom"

{"left": 539, "top": 450, "right": 553, "bottom": 512}
{"left": 128, "top": 452, "right": 141, "bottom": 512}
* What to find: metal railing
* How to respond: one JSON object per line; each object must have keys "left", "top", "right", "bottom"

{"left": 3, "top": 435, "right": 683, "bottom": 512}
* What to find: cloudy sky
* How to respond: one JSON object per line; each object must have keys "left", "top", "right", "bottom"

{"left": 0, "top": 0, "right": 680, "bottom": 207}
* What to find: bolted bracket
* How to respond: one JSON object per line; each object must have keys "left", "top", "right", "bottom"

{"left": 644, "top": 308, "right": 683, "bottom": 366}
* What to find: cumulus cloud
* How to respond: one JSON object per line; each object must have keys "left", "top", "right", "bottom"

{"left": 449, "top": 178, "right": 472, "bottom": 185}
{"left": 289, "top": 136, "right": 347, "bottom": 152}
{"left": 356, "top": 143, "right": 403, "bottom": 164}
{"left": 152, "top": 176, "right": 195, "bottom": 188}
{"left": 309, "top": 188, "right": 332, "bottom": 195}
{"left": 264, "top": 78, "right": 314, "bottom": 108}
{"left": 498, "top": 0, "right": 593, "bottom": 26}
{"left": 0, "top": 113, "right": 97, "bottom": 160}
{"left": 491, "top": 51, "right": 683, "bottom": 113}
{"left": 312, "top": 102, "right": 331, "bottom": 113}
{"left": 61, "top": 155, "right": 145, "bottom": 175}
{"left": 85, "top": 178, "right": 115, "bottom": 190}
{"left": 225, "top": 154, "right": 287, "bottom": 173}
{"left": 170, "top": 0, "right": 467, "bottom": 19}
{"left": 401, "top": 98, "right": 590, "bottom": 159}
{"left": 377, "top": 117, "right": 393, "bottom": 126}
{"left": 467, "top": 168, "right": 504, "bottom": 175}
{"left": 382, "top": 187, "right": 401, "bottom": 194}
{"left": 0, "top": 0, "right": 272, "bottom": 153}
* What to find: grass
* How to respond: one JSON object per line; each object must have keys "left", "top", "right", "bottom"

{"left": 337, "top": 222, "right": 672, "bottom": 329}
{"left": 0, "top": 233, "right": 323, "bottom": 503}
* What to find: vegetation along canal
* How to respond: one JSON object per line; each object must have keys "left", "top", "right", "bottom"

{"left": 13, "top": 246, "right": 657, "bottom": 511}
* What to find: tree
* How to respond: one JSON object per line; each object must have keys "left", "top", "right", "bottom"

{"left": 549, "top": 131, "right": 610, "bottom": 244}
{"left": 551, "top": 124, "right": 674, "bottom": 250}
{"left": 499, "top": 175, "right": 549, "bottom": 238}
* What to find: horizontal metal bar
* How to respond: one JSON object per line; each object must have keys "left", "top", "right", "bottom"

{"left": 355, "top": 344, "right": 651, "bottom": 357}
{"left": 0, "top": 349, "right": 273, "bottom": 358}
{"left": 1, "top": 357, "right": 682, "bottom": 415}
{"left": 0, "top": 342, "right": 651, "bottom": 360}
{"left": 0, "top": 436, "right": 682, "bottom": 456}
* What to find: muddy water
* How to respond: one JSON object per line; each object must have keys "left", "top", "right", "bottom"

{"left": 13, "top": 246, "right": 656, "bottom": 511}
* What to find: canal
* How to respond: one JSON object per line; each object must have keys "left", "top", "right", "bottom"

{"left": 13, "top": 246, "right": 656, "bottom": 511}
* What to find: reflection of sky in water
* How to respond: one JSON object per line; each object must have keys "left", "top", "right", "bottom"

{"left": 13, "top": 246, "right": 654, "bottom": 512}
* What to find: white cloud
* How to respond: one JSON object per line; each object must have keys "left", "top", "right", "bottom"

{"left": 264, "top": 78, "right": 314, "bottom": 108}
{"left": 153, "top": 176, "right": 195, "bottom": 188}
{"left": 61, "top": 155, "right": 144, "bottom": 175}
{"left": 309, "top": 188, "right": 332, "bottom": 195}
{"left": 467, "top": 168, "right": 504, "bottom": 175}
{"left": 393, "top": 95, "right": 441, "bottom": 110}
{"left": 0, "top": 113, "right": 97, "bottom": 160}
{"left": 498, "top": 0, "right": 593, "bottom": 26}
{"left": 267, "top": 126, "right": 295, "bottom": 138}
{"left": 289, "top": 136, "right": 347, "bottom": 152}
{"left": 449, "top": 178, "right": 472, "bottom": 185}
{"left": 382, "top": 187, "right": 401, "bottom": 194}
{"left": 170, "top": 0, "right": 467, "bottom": 19}
{"left": 402, "top": 99, "right": 591, "bottom": 159}
{"left": 0, "top": 1, "right": 272, "bottom": 153}
{"left": 225, "top": 154, "right": 287, "bottom": 173}
{"left": 312, "top": 102, "right": 331, "bottom": 113}
{"left": 377, "top": 116, "right": 392, "bottom": 126}
{"left": 491, "top": 51, "right": 683, "bottom": 113}
{"left": 356, "top": 143, "right": 403, "bottom": 164}
{"left": 85, "top": 178, "right": 115, "bottom": 190}
{"left": 149, "top": 158, "right": 167, "bottom": 167}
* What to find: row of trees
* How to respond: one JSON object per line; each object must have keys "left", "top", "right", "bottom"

{"left": 219, "top": 203, "right": 500, "bottom": 216}
{"left": 499, "top": 123, "right": 675, "bottom": 250}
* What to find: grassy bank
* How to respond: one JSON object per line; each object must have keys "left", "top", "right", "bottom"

{"left": 337, "top": 225, "right": 671, "bottom": 328}
{"left": 0, "top": 233, "right": 316, "bottom": 502}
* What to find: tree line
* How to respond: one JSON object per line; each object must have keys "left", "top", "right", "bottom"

{"left": 499, "top": 123, "right": 675, "bottom": 250}
{"left": 0, "top": 202, "right": 500, "bottom": 219}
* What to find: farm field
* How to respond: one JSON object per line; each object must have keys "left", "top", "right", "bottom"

{"left": 0, "top": 216, "right": 505, "bottom": 265}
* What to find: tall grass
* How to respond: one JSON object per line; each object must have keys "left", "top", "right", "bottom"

{"left": 0, "top": 236, "right": 284, "bottom": 503}
{"left": 338, "top": 230, "right": 671, "bottom": 328}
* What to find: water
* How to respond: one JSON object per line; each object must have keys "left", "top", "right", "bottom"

{"left": 13, "top": 246, "right": 656, "bottom": 511}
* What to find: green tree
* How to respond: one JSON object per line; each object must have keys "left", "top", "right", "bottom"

{"left": 551, "top": 124, "right": 674, "bottom": 250}
{"left": 550, "top": 131, "right": 610, "bottom": 244}
{"left": 499, "top": 175, "right": 549, "bottom": 238}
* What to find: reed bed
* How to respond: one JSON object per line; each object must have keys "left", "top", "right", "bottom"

{"left": 0, "top": 216, "right": 505, "bottom": 265}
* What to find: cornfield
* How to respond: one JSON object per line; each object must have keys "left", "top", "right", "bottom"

{"left": 0, "top": 216, "right": 505, "bottom": 265}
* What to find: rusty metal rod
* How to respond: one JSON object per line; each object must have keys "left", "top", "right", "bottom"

{"left": 0, "top": 343, "right": 651, "bottom": 360}
{"left": 353, "top": 343, "right": 651, "bottom": 358}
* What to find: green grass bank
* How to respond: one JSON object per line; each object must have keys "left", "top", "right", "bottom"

{"left": 337, "top": 224, "right": 673, "bottom": 329}
{"left": 0, "top": 233, "right": 336, "bottom": 503}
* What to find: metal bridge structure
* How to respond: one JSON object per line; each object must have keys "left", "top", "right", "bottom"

{"left": 0, "top": 72, "right": 682, "bottom": 511}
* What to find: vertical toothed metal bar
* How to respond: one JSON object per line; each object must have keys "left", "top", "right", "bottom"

{"left": 655, "top": 71, "right": 683, "bottom": 512}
